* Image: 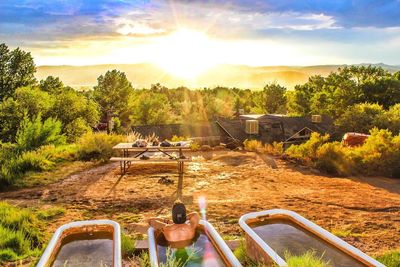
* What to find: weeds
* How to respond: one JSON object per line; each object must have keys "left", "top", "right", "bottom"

{"left": 285, "top": 250, "right": 331, "bottom": 267}
{"left": 376, "top": 250, "right": 400, "bottom": 267}
{"left": 121, "top": 233, "right": 135, "bottom": 257}
{"left": 138, "top": 251, "right": 150, "bottom": 266}
{"left": 37, "top": 207, "right": 65, "bottom": 221}
{"left": 0, "top": 202, "right": 63, "bottom": 263}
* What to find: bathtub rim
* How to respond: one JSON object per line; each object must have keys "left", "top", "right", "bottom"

{"left": 238, "top": 209, "right": 384, "bottom": 267}
{"left": 148, "top": 219, "right": 242, "bottom": 267}
{"left": 36, "top": 219, "right": 121, "bottom": 267}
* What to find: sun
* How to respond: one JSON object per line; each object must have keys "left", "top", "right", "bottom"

{"left": 154, "top": 28, "right": 216, "bottom": 79}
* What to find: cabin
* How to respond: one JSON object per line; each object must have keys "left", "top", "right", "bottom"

{"left": 216, "top": 114, "right": 334, "bottom": 146}
{"left": 131, "top": 123, "right": 222, "bottom": 146}
{"left": 130, "top": 114, "right": 333, "bottom": 148}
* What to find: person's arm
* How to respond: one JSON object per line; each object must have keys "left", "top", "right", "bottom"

{"left": 148, "top": 218, "right": 167, "bottom": 230}
{"left": 187, "top": 212, "right": 200, "bottom": 229}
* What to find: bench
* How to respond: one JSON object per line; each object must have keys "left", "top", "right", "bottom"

{"left": 110, "top": 157, "right": 191, "bottom": 163}
{"left": 110, "top": 157, "right": 191, "bottom": 175}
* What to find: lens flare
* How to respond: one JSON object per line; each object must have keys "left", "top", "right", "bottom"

{"left": 198, "top": 196, "right": 207, "bottom": 220}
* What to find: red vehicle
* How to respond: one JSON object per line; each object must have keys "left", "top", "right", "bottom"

{"left": 342, "top": 132, "right": 370, "bottom": 147}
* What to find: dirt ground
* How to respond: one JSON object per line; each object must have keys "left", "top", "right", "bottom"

{"left": 1, "top": 150, "right": 399, "bottom": 260}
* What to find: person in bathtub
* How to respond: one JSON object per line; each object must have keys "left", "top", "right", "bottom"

{"left": 148, "top": 200, "right": 200, "bottom": 245}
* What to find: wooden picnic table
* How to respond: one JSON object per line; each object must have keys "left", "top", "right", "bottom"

{"left": 111, "top": 143, "right": 192, "bottom": 199}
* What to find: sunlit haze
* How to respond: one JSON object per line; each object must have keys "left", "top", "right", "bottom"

{"left": 1, "top": 1, "right": 400, "bottom": 80}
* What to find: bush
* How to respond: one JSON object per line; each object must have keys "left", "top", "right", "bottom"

{"left": 243, "top": 139, "right": 263, "bottom": 152}
{"left": 35, "top": 144, "right": 78, "bottom": 163}
{"left": 64, "top": 118, "right": 92, "bottom": 143}
{"left": 190, "top": 142, "right": 200, "bottom": 151}
{"left": 16, "top": 115, "right": 66, "bottom": 152}
{"left": 77, "top": 132, "right": 125, "bottom": 161}
{"left": 285, "top": 129, "right": 400, "bottom": 178}
{"left": 264, "top": 141, "right": 284, "bottom": 156}
{"left": 286, "top": 133, "right": 330, "bottom": 163}
{"left": 315, "top": 142, "right": 353, "bottom": 176}
{"left": 170, "top": 135, "right": 188, "bottom": 142}
{"left": 350, "top": 128, "right": 400, "bottom": 177}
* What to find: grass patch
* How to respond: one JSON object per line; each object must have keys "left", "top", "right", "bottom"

{"left": 37, "top": 206, "right": 65, "bottom": 221}
{"left": 0, "top": 202, "right": 64, "bottom": 263}
{"left": 14, "top": 161, "right": 96, "bottom": 188}
{"left": 121, "top": 233, "right": 135, "bottom": 257}
{"left": 115, "top": 213, "right": 142, "bottom": 224}
{"left": 222, "top": 235, "right": 240, "bottom": 241}
{"left": 285, "top": 251, "right": 331, "bottom": 267}
{"left": 376, "top": 250, "right": 400, "bottom": 267}
{"left": 331, "top": 228, "right": 366, "bottom": 238}
{"left": 233, "top": 240, "right": 264, "bottom": 266}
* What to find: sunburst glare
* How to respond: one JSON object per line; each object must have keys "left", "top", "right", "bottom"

{"left": 154, "top": 28, "right": 217, "bottom": 79}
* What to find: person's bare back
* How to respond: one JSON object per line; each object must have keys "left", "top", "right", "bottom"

{"left": 148, "top": 201, "right": 200, "bottom": 244}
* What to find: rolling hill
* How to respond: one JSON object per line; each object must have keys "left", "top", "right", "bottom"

{"left": 35, "top": 63, "right": 400, "bottom": 90}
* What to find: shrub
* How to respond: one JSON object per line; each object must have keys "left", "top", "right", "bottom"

{"left": 171, "top": 135, "right": 188, "bottom": 142}
{"left": 284, "top": 128, "right": 400, "bottom": 178}
{"left": 315, "top": 142, "right": 354, "bottom": 176}
{"left": 376, "top": 250, "right": 400, "bottom": 267}
{"left": 64, "top": 118, "right": 92, "bottom": 143}
{"left": 190, "top": 142, "right": 200, "bottom": 151}
{"left": 16, "top": 115, "right": 66, "bottom": 152}
{"left": 264, "top": 141, "right": 284, "bottom": 156}
{"left": 243, "top": 139, "right": 263, "bottom": 152}
{"left": 77, "top": 132, "right": 125, "bottom": 161}
{"left": 15, "top": 150, "right": 54, "bottom": 172}
{"left": 350, "top": 128, "right": 400, "bottom": 177}
{"left": 286, "top": 133, "right": 330, "bottom": 163}
{"left": 35, "top": 144, "right": 78, "bottom": 163}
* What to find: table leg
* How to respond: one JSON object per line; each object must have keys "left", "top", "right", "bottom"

{"left": 177, "top": 161, "right": 184, "bottom": 200}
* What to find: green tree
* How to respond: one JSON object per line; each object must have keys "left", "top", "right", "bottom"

{"left": 129, "top": 92, "right": 173, "bottom": 125}
{"left": 93, "top": 69, "right": 133, "bottom": 116}
{"left": 0, "top": 98, "right": 21, "bottom": 142}
{"left": 0, "top": 87, "right": 53, "bottom": 142}
{"left": 50, "top": 90, "right": 99, "bottom": 142}
{"left": 0, "top": 43, "right": 36, "bottom": 100}
{"left": 287, "top": 75, "right": 325, "bottom": 115}
{"left": 335, "top": 103, "right": 385, "bottom": 134}
{"left": 39, "top": 76, "right": 64, "bottom": 93}
{"left": 14, "top": 86, "right": 54, "bottom": 118}
{"left": 263, "top": 83, "right": 287, "bottom": 114}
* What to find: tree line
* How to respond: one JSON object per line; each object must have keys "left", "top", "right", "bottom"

{"left": 1, "top": 43, "right": 399, "bottom": 146}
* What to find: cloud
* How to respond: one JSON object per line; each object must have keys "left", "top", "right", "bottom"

{"left": 1, "top": 0, "right": 399, "bottom": 66}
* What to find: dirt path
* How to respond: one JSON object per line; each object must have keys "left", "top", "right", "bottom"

{"left": 1, "top": 150, "right": 399, "bottom": 256}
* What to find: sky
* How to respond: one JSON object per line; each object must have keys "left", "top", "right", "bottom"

{"left": 1, "top": 0, "right": 400, "bottom": 77}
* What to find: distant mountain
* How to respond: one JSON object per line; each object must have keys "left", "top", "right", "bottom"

{"left": 35, "top": 63, "right": 400, "bottom": 90}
